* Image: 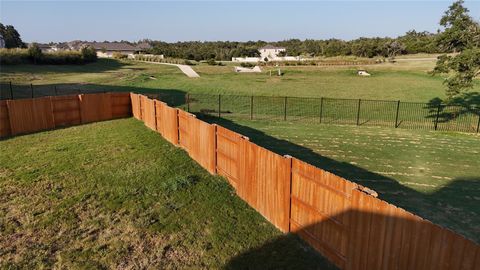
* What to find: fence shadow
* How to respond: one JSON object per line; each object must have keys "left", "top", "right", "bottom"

{"left": 200, "top": 115, "right": 480, "bottom": 244}
{"left": 224, "top": 196, "right": 478, "bottom": 270}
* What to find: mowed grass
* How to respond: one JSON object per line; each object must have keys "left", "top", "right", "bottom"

{"left": 2, "top": 57, "right": 479, "bottom": 102}
{"left": 204, "top": 116, "right": 480, "bottom": 243}
{"left": 0, "top": 118, "right": 332, "bottom": 269}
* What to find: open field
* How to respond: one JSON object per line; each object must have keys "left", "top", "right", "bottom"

{"left": 203, "top": 116, "right": 480, "bottom": 243}
{"left": 0, "top": 118, "right": 332, "bottom": 269}
{"left": 2, "top": 57, "right": 479, "bottom": 102}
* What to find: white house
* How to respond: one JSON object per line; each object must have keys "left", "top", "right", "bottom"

{"left": 259, "top": 45, "right": 286, "bottom": 60}
{"left": 232, "top": 45, "right": 300, "bottom": 62}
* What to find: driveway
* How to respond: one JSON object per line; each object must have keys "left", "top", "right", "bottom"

{"left": 138, "top": 61, "right": 200, "bottom": 78}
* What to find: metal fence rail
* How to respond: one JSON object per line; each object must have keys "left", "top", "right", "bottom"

{"left": 187, "top": 93, "right": 480, "bottom": 133}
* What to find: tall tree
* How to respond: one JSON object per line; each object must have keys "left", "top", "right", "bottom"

{"left": 433, "top": 0, "right": 480, "bottom": 99}
{"left": 0, "top": 23, "right": 25, "bottom": 48}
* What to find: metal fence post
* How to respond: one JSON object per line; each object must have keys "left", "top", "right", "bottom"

{"left": 218, "top": 94, "right": 221, "bottom": 118}
{"left": 54, "top": 85, "right": 58, "bottom": 96}
{"left": 186, "top": 93, "right": 190, "bottom": 112}
{"left": 395, "top": 100, "right": 400, "bottom": 128}
{"left": 476, "top": 113, "right": 480, "bottom": 133}
{"left": 250, "top": 96, "right": 254, "bottom": 120}
{"left": 434, "top": 104, "right": 441, "bottom": 130}
{"left": 284, "top": 96, "right": 287, "bottom": 121}
{"left": 356, "top": 99, "right": 361, "bottom": 126}
{"left": 319, "top": 97, "right": 324, "bottom": 123}
{"left": 30, "top": 83, "right": 34, "bottom": 98}
{"left": 9, "top": 81, "right": 13, "bottom": 99}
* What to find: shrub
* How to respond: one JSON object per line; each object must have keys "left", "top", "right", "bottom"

{"left": 28, "top": 43, "right": 43, "bottom": 64}
{"left": 240, "top": 62, "right": 255, "bottom": 68}
{"left": 81, "top": 46, "right": 98, "bottom": 62}
{"left": 0, "top": 47, "right": 98, "bottom": 65}
{"left": 112, "top": 52, "right": 127, "bottom": 59}
{"left": 0, "top": 48, "right": 29, "bottom": 64}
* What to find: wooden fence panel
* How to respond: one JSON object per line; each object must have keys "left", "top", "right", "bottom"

{"left": 290, "top": 158, "right": 358, "bottom": 269}
{"left": 130, "top": 93, "right": 141, "bottom": 120}
{"left": 142, "top": 96, "right": 156, "bottom": 130}
{"left": 51, "top": 95, "right": 81, "bottom": 127}
{"left": 215, "top": 126, "right": 246, "bottom": 189}
{"left": 111, "top": 92, "right": 131, "bottom": 118}
{"left": 0, "top": 100, "right": 11, "bottom": 137}
{"left": 139, "top": 94, "right": 145, "bottom": 121}
{"left": 7, "top": 97, "right": 55, "bottom": 135}
{"left": 345, "top": 189, "right": 480, "bottom": 270}
{"left": 155, "top": 101, "right": 178, "bottom": 145}
{"left": 237, "top": 141, "right": 291, "bottom": 232}
{"left": 79, "top": 93, "right": 112, "bottom": 123}
{"left": 177, "top": 110, "right": 216, "bottom": 174}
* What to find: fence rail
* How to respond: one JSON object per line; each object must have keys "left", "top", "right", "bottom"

{"left": 187, "top": 93, "right": 480, "bottom": 133}
{"left": 1, "top": 92, "right": 479, "bottom": 269}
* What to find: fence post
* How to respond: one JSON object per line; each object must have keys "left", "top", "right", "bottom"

{"left": 476, "top": 113, "right": 480, "bottom": 133}
{"left": 30, "top": 83, "right": 34, "bottom": 98}
{"left": 319, "top": 97, "right": 324, "bottom": 123}
{"left": 54, "top": 85, "right": 58, "bottom": 96}
{"left": 250, "top": 96, "right": 254, "bottom": 120}
{"left": 218, "top": 94, "right": 221, "bottom": 118}
{"left": 394, "top": 100, "right": 400, "bottom": 128}
{"left": 434, "top": 104, "right": 441, "bottom": 130}
{"left": 9, "top": 81, "right": 13, "bottom": 99}
{"left": 356, "top": 99, "right": 361, "bottom": 126}
{"left": 284, "top": 96, "right": 287, "bottom": 121}
{"left": 186, "top": 93, "right": 190, "bottom": 112}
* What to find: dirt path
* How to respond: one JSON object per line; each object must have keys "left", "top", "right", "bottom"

{"left": 138, "top": 61, "right": 200, "bottom": 78}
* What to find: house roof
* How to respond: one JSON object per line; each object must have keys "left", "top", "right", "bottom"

{"left": 259, "top": 45, "right": 286, "bottom": 50}
{"left": 86, "top": 42, "right": 138, "bottom": 51}
{"left": 136, "top": 42, "right": 152, "bottom": 50}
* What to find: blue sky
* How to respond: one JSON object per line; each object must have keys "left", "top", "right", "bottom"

{"left": 1, "top": 1, "right": 479, "bottom": 43}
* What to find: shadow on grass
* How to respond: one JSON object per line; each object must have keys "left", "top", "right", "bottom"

{"left": 200, "top": 115, "right": 480, "bottom": 244}
{"left": 0, "top": 58, "right": 128, "bottom": 74}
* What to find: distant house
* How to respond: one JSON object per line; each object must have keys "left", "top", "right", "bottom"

{"left": 36, "top": 43, "right": 55, "bottom": 53}
{"left": 85, "top": 42, "right": 139, "bottom": 58}
{"left": 0, "top": 34, "right": 5, "bottom": 48}
{"left": 259, "top": 45, "right": 286, "bottom": 60}
{"left": 232, "top": 45, "right": 300, "bottom": 62}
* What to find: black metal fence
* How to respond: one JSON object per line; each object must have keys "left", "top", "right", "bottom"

{"left": 1, "top": 82, "right": 479, "bottom": 133}
{"left": 186, "top": 93, "right": 480, "bottom": 133}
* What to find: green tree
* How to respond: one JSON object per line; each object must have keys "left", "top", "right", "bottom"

{"left": 433, "top": 0, "right": 480, "bottom": 99}
{"left": 27, "top": 43, "right": 42, "bottom": 64}
{"left": 81, "top": 45, "right": 98, "bottom": 63}
{"left": 0, "top": 23, "right": 25, "bottom": 48}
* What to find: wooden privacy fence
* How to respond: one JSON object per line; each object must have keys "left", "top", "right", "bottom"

{"left": 130, "top": 93, "right": 480, "bottom": 270}
{"left": 0, "top": 92, "right": 131, "bottom": 137}
{"left": 2, "top": 92, "right": 478, "bottom": 270}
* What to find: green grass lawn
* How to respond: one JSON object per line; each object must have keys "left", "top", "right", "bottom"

{"left": 2, "top": 57, "right": 479, "bottom": 102}
{"left": 203, "top": 116, "right": 480, "bottom": 243}
{"left": 0, "top": 118, "right": 333, "bottom": 269}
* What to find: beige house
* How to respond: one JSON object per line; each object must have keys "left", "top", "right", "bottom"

{"left": 259, "top": 45, "right": 286, "bottom": 60}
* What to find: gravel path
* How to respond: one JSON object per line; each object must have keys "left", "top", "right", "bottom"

{"left": 138, "top": 61, "right": 200, "bottom": 78}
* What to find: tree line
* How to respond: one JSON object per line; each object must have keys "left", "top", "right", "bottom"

{"left": 145, "top": 30, "right": 441, "bottom": 61}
